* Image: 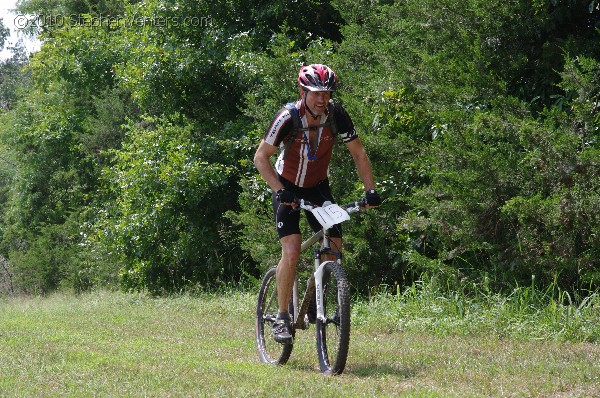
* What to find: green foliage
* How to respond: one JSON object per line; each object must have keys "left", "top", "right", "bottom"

{"left": 406, "top": 91, "right": 599, "bottom": 290}
{"left": 330, "top": 87, "right": 432, "bottom": 289}
{"left": 112, "top": 1, "right": 235, "bottom": 122}
{"left": 8, "top": 216, "right": 93, "bottom": 294}
{"left": 225, "top": 176, "right": 279, "bottom": 269}
{"left": 0, "top": 19, "right": 9, "bottom": 51}
{"left": 328, "top": 0, "right": 599, "bottom": 293}
{"left": 93, "top": 116, "right": 244, "bottom": 293}
{"left": 0, "top": 0, "right": 598, "bottom": 296}
{"left": 356, "top": 275, "right": 599, "bottom": 342}
{"left": 497, "top": 104, "right": 599, "bottom": 287}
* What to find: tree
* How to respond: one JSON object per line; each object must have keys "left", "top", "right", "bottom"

{"left": 2, "top": 0, "right": 598, "bottom": 295}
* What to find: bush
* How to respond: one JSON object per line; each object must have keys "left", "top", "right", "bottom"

{"left": 92, "top": 116, "right": 249, "bottom": 294}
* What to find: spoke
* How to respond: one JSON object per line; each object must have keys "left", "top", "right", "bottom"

{"left": 266, "top": 287, "right": 277, "bottom": 310}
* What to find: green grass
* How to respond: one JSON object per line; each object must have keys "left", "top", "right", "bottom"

{"left": 0, "top": 289, "right": 598, "bottom": 397}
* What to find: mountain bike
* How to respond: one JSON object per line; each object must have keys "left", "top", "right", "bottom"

{"left": 255, "top": 198, "right": 365, "bottom": 375}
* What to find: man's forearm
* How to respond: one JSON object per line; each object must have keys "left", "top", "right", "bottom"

{"left": 353, "top": 149, "right": 376, "bottom": 191}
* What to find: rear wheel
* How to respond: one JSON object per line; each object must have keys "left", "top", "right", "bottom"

{"left": 315, "top": 261, "right": 350, "bottom": 375}
{"left": 256, "top": 266, "right": 294, "bottom": 365}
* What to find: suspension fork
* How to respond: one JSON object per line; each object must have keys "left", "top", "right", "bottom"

{"left": 292, "top": 277, "right": 299, "bottom": 324}
{"left": 314, "top": 258, "right": 327, "bottom": 322}
{"left": 314, "top": 231, "right": 339, "bottom": 322}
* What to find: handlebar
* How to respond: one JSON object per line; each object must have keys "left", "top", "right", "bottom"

{"left": 293, "top": 199, "right": 367, "bottom": 214}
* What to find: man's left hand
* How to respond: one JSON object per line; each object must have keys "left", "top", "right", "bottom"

{"left": 365, "top": 189, "right": 381, "bottom": 207}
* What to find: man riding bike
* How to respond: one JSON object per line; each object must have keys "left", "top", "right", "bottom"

{"left": 253, "top": 64, "right": 381, "bottom": 344}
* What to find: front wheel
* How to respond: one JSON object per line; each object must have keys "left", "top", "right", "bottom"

{"left": 256, "top": 266, "right": 294, "bottom": 365}
{"left": 315, "top": 261, "right": 351, "bottom": 375}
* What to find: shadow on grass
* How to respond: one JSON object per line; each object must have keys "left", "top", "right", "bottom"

{"left": 285, "top": 360, "right": 425, "bottom": 378}
{"left": 346, "top": 362, "right": 425, "bottom": 379}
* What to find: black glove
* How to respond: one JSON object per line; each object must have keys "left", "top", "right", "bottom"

{"left": 365, "top": 189, "right": 381, "bottom": 207}
{"left": 276, "top": 188, "right": 296, "bottom": 204}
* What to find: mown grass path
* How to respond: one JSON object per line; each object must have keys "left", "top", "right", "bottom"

{"left": 1, "top": 291, "right": 598, "bottom": 397}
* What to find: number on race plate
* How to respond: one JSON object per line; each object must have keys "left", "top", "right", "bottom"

{"left": 310, "top": 204, "right": 350, "bottom": 230}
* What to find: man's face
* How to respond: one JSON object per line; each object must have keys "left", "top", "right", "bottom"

{"left": 304, "top": 90, "right": 331, "bottom": 116}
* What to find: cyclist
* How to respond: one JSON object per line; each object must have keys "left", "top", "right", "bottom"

{"left": 253, "top": 64, "right": 381, "bottom": 344}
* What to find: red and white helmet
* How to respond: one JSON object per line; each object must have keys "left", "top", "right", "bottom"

{"left": 297, "top": 64, "right": 338, "bottom": 92}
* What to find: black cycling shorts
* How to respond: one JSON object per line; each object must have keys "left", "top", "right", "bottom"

{"left": 272, "top": 175, "right": 342, "bottom": 239}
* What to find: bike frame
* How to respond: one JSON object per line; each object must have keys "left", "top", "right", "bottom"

{"left": 291, "top": 200, "right": 362, "bottom": 330}
{"left": 256, "top": 198, "right": 367, "bottom": 374}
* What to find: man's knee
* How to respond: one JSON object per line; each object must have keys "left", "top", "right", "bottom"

{"left": 282, "top": 246, "right": 300, "bottom": 265}
{"left": 280, "top": 235, "right": 301, "bottom": 265}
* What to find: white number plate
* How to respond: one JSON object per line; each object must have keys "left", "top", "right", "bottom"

{"left": 310, "top": 204, "right": 350, "bottom": 230}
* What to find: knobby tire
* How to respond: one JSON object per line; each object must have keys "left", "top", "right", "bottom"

{"left": 315, "top": 261, "right": 351, "bottom": 375}
{"left": 256, "top": 266, "right": 294, "bottom": 365}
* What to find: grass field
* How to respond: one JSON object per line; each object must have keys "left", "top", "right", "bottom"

{"left": 0, "top": 290, "right": 598, "bottom": 397}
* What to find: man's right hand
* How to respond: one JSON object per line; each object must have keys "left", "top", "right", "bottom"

{"left": 276, "top": 189, "right": 296, "bottom": 205}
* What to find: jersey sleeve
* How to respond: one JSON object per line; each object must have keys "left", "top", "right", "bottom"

{"left": 333, "top": 103, "right": 358, "bottom": 143}
{"left": 264, "top": 107, "right": 294, "bottom": 147}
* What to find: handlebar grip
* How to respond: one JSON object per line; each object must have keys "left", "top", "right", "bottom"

{"left": 292, "top": 198, "right": 368, "bottom": 212}
{"left": 288, "top": 198, "right": 315, "bottom": 212}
